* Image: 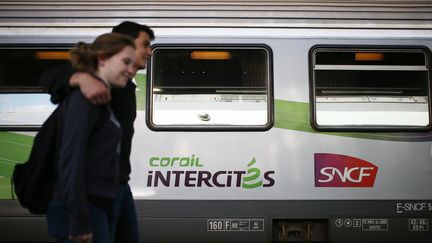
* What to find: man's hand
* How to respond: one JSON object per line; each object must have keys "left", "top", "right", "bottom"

{"left": 70, "top": 72, "right": 111, "bottom": 105}
{"left": 69, "top": 233, "right": 93, "bottom": 243}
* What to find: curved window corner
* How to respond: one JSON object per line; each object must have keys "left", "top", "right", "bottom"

{"left": 146, "top": 45, "right": 273, "bottom": 131}
{"left": 309, "top": 45, "right": 431, "bottom": 131}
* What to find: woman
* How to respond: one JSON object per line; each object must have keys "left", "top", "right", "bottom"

{"left": 46, "top": 33, "right": 136, "bottom": 243}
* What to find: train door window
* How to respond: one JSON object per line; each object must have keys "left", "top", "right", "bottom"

{"left": 0, "top": 47, "right": 69, "bottom": 129}
{"left": 310, "top": 46, "right": 431, "bottom": 131}
{"left": 147, "top": 45, "right": 273, "bottom": 130}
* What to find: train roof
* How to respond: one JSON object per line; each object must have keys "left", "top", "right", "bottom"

{"left": 0, "top": 0, "right": 431, "bottom": 29}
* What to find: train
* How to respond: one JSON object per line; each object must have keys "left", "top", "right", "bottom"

{"left": 0, "top": 0, "right": 431, "bottom": 242}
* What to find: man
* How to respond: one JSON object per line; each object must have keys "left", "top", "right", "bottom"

{"left": 40, "top": 21, "right": 154, "bottom": 243}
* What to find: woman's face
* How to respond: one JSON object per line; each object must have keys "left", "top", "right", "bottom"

{"left": 101, "top": 46, "right": 136, "bottom": 88}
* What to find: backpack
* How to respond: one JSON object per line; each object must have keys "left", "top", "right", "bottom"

{"left": 12, "top": 105, "right": 62, "bottom": 215}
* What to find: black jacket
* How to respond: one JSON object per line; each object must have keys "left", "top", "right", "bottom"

{"left": 55, "top": 89, "right": 122, "bottom": 236}
{"left": 40, "top": 65, "right": 136, "bottom": 183}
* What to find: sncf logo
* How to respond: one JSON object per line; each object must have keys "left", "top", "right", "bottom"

{"left": 314, "top": 153, "right": 378, "bottom": 187}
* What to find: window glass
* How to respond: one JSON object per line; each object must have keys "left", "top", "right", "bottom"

{"left": 0, "top": 47, "right": 69, "bottom": 128}
{"left": 148, "top": 46, "right": 272, "bottom": 130}
{"left": 0, "top": 48, "right": 70, "bottom": 88}
{"left": 311, "top": 47, "right": 431, "bottom": 130}
{"left": 0, "top": 93, "right": 56, "bottom": 126}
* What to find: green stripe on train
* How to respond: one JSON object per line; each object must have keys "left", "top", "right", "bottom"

{"left": 135, "top": 74, "right": 146, "bottom": 111}
{"left": 274, "top": 99, "right": 379, "bottom": 140}
{"left": 274, "top": 99, "right": 429, "bottom": 141}
{"left": 0, "top": 132, "right": 33, "bottom": 199}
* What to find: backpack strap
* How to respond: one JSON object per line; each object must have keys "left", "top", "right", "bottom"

{"left": 11, "top": 177, "right": 15, "bottom": 199}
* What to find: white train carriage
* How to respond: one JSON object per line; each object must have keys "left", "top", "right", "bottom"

{"left": 0, "top": 0, "right": 431, "bottom": 242}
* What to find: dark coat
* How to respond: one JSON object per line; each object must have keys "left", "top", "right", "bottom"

{"left": 40, "top": 65, "right": 136, "bottom": 183}
{"left": 54, "top": 89, "right": 122, "bottom": 236}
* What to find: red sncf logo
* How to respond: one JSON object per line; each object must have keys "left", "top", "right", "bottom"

{"left": 314, "top": 153, "right": 378, "bottom": 187}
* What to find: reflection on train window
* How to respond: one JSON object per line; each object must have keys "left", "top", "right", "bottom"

{"left": 0, "top": 48, "right": 69, "bottom": 87}
{"left": 310, "top": 47, "right": 431, "bottom": 130}
{"left": 0, "top": 93, "right": 56, "bottom": 126}
{"left": 148, "top": 46, "right": 272, "bottom": 130}
{"left": 0, "top": 47, "right": 68, "bottom": 128}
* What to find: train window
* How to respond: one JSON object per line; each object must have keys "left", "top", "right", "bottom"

{"left": 147, "top": 45, "right": 273, "bottom": 130}
{"left": 310, "top": 46, "right": 431, "bottom": 131}
{"left": 0, "top": 93, "right": 56, "bottom": 127}
{"left": 0, "top": 47, "right": 69, "bottom": 129}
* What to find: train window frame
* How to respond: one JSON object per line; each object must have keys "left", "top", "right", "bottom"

{"left": 309, "top": 45, "right": 432, "bottom": 131}
{"left": 146, "top": 44, "right": 274, "bottom": 131}
{"left": 0, "top": 44, "right": 71, "bottom": 131}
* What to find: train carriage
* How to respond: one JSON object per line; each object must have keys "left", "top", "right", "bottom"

{"left": 0, "top": 0, "right": 431, "bottom": 242}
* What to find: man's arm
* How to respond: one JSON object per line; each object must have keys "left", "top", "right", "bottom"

{"left": 39, "top": 66, "right": 74, "bottom": 104}
{"left": 39, "top": 65, "right": 110, "bottom": 105}
{"left": 70, "top": 72, "right": 111, "bottom": 105}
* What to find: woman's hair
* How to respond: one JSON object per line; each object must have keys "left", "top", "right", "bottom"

{"left": 70, "top": 33, "right": 135, "bottom": 73}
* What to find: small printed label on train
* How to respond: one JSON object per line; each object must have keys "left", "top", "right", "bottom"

{"left": 408, "top": 218, "right": 429, "bottom": 232}
{"left": 396, "top": 202, "right": 432, "bottom": 214}
{"left": 361, "top": 218, "right": 388, "bottom": 231}
{"left": 207, "top": 219, "right": 264, "bottom": 231}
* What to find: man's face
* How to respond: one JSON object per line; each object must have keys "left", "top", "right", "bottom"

{"left": 134, "top": 31, "right": 152, "bottom": 71}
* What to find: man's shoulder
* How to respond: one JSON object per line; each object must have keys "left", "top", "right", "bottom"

{"left": 111, "top": 79, "right": 136, "bottom": 98}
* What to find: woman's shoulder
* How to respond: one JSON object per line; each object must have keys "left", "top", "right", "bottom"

{"left": 64, "top": 89, "right": 104, "bottom": 113}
